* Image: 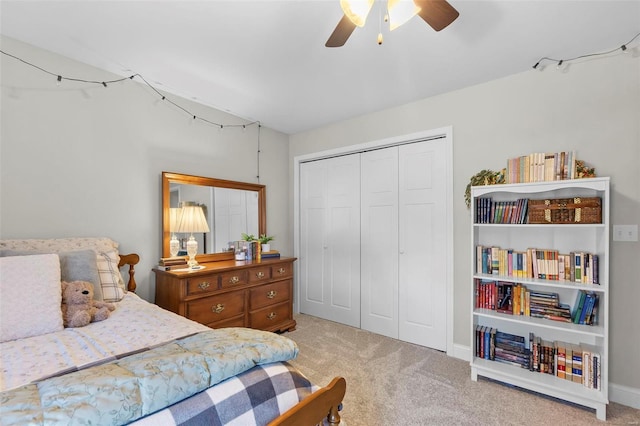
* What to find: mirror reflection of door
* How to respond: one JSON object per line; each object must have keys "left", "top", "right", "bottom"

{"left": 213, "top": 188, "right": 259, "bottom": 252}
{"left": 169, "top": 183, "right": 259, "bottom": 254}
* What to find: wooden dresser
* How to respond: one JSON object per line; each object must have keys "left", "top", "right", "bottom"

{"left": 154, "top": 257, "right": 296, "bottom": 333}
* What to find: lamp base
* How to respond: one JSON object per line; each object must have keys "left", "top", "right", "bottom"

{"left": 169, "top": 234, "right": 180, "bottom": 258}
{"left": 186, "top": 235, "right": 199, "bottom": 267}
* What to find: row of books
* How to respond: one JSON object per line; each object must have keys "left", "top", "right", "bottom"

{"left": 476, "top": 245, "right": 600, "bottom": 285}
{"left": 505, "top": 151, "right": 578, "bottom": 184}
{"left": 475, "top": 198, "right": 528, "bottom": 224}
{"left": 474, "top": 328, "right": 601, "bottom": 390}
{"left": 475, "top": 280, "right": 568, "bottom": 322}
{"left": 572, "top": 291, "right": 599, "bottom": 326}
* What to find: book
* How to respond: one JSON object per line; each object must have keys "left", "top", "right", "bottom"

{"left": 571, "top": 344, "right": 583, "bottom": 384}
{"left": 496, "top": 282, "right": 513, "bottom": 313}
{"left": 260, "top": 250, "right": 281, "bottom": 259}
{"left": 574, "top": 252, "right": 582, "bottom": 283}
{"left": 565, "top": 345, "right": 573, "bottom": 382}
{"left": 159, "top": 257, "right": 188, "bottom": 266}
{"left": 556, "top": 341, "right": 566, "bottom": 379}
{"left": 572, "top": 291, "right": 587, "bottom": 324}
{"left": 484, "top": 327, "right": 491, "bottom": 360}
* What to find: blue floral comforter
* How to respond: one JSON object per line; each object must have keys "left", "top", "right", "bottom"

{"left": 0, "top": 328, "right": 299, "bottom": 425}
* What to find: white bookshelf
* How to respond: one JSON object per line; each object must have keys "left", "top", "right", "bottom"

{"left": 470, "top": 177, "right": 609, "bottom": 420}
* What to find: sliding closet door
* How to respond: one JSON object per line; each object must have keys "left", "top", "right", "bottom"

{"left": 299, "top": 155, "right": 361, "bottom": 327}
{"left": 398, "top": 140, "right": 448, "bottom": 350}
{"left": 360, "top": 147, "right": 399, "bottom": 338}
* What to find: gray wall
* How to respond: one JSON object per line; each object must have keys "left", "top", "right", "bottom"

{"left": 289, "top": 53, "right": 640, "bottom": 394}
{"left": 0, "top": 36, "right": 292, "bottom": 302}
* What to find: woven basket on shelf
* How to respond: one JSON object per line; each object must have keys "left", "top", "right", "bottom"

{"left": 528, "top": 197, "right": 602, "bottom": 224}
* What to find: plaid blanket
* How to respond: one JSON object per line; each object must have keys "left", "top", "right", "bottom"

{"left": 133, "top": 362, "right": 316, "bottom": 426}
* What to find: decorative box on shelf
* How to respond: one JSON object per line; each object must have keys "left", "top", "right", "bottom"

{"left": 528, "top": 197, "right": 601, "bottom": 224}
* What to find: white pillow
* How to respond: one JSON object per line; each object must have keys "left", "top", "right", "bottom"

{"left": 0, "top": 254, "right": 63, "bottom": 342}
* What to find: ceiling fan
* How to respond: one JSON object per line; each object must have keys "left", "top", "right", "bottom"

{"left": 326, "top": 0, "right": 459, "bottom": 47}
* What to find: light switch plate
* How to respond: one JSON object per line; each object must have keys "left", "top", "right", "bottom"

{"left": 613, "top": 225, "right": 638, "bottom": 242}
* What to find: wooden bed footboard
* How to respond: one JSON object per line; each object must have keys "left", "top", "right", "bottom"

{"left": 269, "top": 376, "right": 346, "bottom": 426}
{"left": 118, "top": 253, "right": 140, "bottom": 293}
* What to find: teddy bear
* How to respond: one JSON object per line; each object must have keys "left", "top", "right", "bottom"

{"left": 61, "top": 280, "right": 115, "bottom": 328}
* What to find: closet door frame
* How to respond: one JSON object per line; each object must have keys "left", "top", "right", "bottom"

{"left": 293, "top": 126, "right": 455, "bottom": 356}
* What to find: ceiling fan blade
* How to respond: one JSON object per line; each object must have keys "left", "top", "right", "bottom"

{"left": 414, "top": 0, "right": 459, "bottom": 32}
{"left": 325, "top": 15, "right": 357, "bottom": 47}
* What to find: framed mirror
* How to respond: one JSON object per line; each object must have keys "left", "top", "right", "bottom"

{"left": 162, "top": 172, "right": 266, "bottom": 263}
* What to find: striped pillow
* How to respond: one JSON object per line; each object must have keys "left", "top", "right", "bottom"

{"left": 97, "top": 250, "right": 126, "bottom": 302}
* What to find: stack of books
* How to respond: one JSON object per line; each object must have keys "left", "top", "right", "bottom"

{"left": 156, "top": 257, "right": 187, "bottom": 271}
{"left": 529, "top": 291, "right": 572, "bottom": 323}
{"left": 260, "top": 250, "right": 281, "bottom": 259}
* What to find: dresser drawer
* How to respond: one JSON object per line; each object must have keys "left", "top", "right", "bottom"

{"left": 249, "top": 302, "right": 291, "bottom": 330}
{"left": 220, "top": 269, "right": 249, "bottom": 289}
{"left": 248, "top": 265, "right": 271, "bottom": 283}
{"left": 271, "top": 263, "right": 293, "bottom": 279}
{"left": 186, "top": 274, "right": 219, "bottom": 296}
{"left": 249, "top": 280, "right": 291, "bottom": 311}
{"left": 208, "top": 315, "right": 245, "bottom": 329}
{"left": 186, "top": 290, "right": 244, "bottom": 324}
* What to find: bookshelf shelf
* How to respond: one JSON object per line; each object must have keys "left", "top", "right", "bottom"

{"left": 472, "top": 358, "right": 607, "bottom": 405}
{"left": 470, "top": 177, "right": 609, "bottom": 421}
{"left": 472, "top": 273, "right": 607, "bottom": 293}
{"left": 473, "top": 309, "right": 605, "bottom": 337}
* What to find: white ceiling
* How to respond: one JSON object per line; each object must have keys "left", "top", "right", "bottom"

{"left": 1, "top": 1, "right": 639, "bottom": 134}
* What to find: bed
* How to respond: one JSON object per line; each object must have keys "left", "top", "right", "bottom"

{"left": 0, "top": 238, "right": 345, "bottom": 425}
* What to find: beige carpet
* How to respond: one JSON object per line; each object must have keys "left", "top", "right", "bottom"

{"left": 286, "top": 313, "right": 640, "bottom": 426}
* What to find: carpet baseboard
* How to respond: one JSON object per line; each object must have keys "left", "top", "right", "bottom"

{"left": 451, "top": 343, "right": 471, "bottom": 362}
{"left": 609, "top": 382, "right": 640, "bottom": 410}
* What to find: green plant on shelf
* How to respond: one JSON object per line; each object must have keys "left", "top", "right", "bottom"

{"left": 241, "top": 233, "right": 256, "bottom": 242}
{"left": 258, "top": 234, "right": 275, "bottom": 244}
{"left": 465, "top": 169, "right": 505, "bottom": 209}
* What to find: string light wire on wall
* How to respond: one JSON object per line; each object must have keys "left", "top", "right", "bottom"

{"left": 532, "top": 31, "right": 640, "bottom": 70}
{"left": 0, "top": 49, "right": 264, "bottom": 182}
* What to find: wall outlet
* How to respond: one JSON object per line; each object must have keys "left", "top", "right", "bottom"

{"left": 612, "top": 225, "right": 638, "bottom": 242}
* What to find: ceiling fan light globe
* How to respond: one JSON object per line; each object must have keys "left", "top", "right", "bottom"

{"left": 387, "top": 0, "right": 420, "bottom": 31}
{"left": 340, "top": 0, "right": 374, "bottom": 27}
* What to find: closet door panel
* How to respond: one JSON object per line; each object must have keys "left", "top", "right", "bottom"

{"left": 361, "top": 147, "right": 399, "bottom": 338}
{"left": 300, "top": 161, "right": 328, "bottom": 312}
{"left": 398, "top": 140, "right": 448, "bottom": 350}
{"left": 326, "top": 156, "right": 361, "bottom": 326}
{"left": 300, "top": 155, "right": 361, "bottom": 327}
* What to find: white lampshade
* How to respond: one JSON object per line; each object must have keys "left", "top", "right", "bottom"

{"left": 176, "top": 202, "right": 210, "bottom": 267}
{"left": 176, "top": 203, "right": 210, "bottom": 234}
{"left": 340, "top": 0, "right": 374, "bottom": 27}
{"left": 387, "top": 0, "right": 420, "bottom": 31}
{"left": 169, "top": 208, "right": 182, "bottom": 232}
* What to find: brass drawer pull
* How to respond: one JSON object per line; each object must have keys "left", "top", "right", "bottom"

{"left": 267, "top": 290, "right": 277, "bottom": 299}
{"left": 277, "top": 267, "right": 286, "bottom": 275}
{"left": 212, "top": 303, "right": 225, "bottom": 314}
{"left": 267, "top": 312, "right": 277, "bottom": 320}
{"left": 198, "top": 282, "right": 211, "bottom": 290}
{"left": 229, "top": 276, "right": 240, "bottom": 284}
{"left": 256, "top": 271, "right": 265, "bottom": 279}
